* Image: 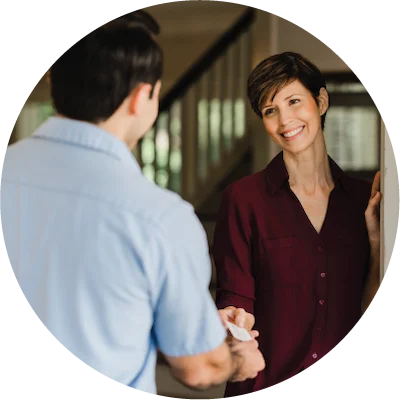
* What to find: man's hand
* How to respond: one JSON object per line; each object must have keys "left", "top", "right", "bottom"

{"left": 218, "top": 307, "right": 265, "bottom": 381}
{"left": 218, "top": 306, "right": 255, "bottom": 331}
{"left": 228, "top": 335, "right": 266, "bottom": 382}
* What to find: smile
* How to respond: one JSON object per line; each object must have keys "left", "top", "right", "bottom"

{"left": 281, "top": 126, "right": 304, "bottom": 139}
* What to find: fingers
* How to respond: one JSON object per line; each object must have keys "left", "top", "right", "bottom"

{"left": 370, "top": 171, "right": 381, "bottom": 199}
{"left": 370, "top": 191, "right": 382, "bottom": 208}
{"left": 218, "top": 307, "right": 255, "bottom": 332}
{"left": 218, "top": 310, "right": 229, "bottom": 328}
{"left": 233, "top": 308, "right": 255, "bottom": 330}
{"left": 234, "top": 308, "right": 247, "bottom": 328}
{"left": 366, "top": 191, "right": 381, "bottom": 218}
{"left": 230, "top": 338, "right": 259, "bottom": 353}
{"left": 218, "top": 306, "right": 237, "bottom": 327}
{"left": 228, "top": 331, "right": 259, "bottom": 350}
{"left": 250, "top": 330, "right": 259, "bottom": 339}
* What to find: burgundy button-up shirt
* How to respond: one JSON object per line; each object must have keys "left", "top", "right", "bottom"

{"left": 213, "top": 152, "right": 371, "bottom": 395}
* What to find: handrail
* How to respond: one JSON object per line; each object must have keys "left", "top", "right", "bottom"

{"left": 137, "top": 5, "right": 256, "bottom": 208}
{"left": 159, "top": 7, "right": 256, "bottom": 112}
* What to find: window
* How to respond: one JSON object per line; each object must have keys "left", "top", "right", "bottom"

{"left": 324, "top": 74, "right": 380, "bottom": 181}
{"left": 12, "top": 101, "right": 54, "bottom": 142}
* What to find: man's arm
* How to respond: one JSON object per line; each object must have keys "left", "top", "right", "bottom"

{"left": 165, "top": 335, "right": 265, "bottom": 390}
{"left": 150, "top": 200, "right": 264, "bottom": 390}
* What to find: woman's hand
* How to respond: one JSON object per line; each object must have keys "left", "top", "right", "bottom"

{"left": 219, "top": 307, "right": 258, "bottom": 347}
{"left": 365, "top": 171, "right": 381, "bottom": 245}
{"left": 218, "top": 306, "right": 255, "bottom": 331}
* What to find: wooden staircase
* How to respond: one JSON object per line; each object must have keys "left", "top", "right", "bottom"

{"left": 137, "top": 7, "right": 257, "bottom": 398}
{"left": 134, "top": 7, "right": 255, "bottom": 210}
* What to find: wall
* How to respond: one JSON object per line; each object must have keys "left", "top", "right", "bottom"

{"left": 381, "top": 124, "right": 399, "bottom": 277}
{"left": 21, "top": 4, "right": 356, "bottom": 185}
{"left": 137, "top": 1, "right": 246, "bottom": 95}
{"left": 251, "top": 12, "right": 351, "bottom": 172}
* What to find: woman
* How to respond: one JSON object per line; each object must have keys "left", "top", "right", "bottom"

{"left": 213, "top": 52, "right": 381, "bottom": 395}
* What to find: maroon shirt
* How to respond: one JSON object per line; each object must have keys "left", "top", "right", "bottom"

{"left": 213, "top": 152, "right": 371, "bottom": 395}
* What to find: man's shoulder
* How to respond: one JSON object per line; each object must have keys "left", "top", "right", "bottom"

{"left": 123, "top": 177, "right": 190, "bottom": 223}
{"left": 99, "top": 167, "right": 202, "bottom": 237}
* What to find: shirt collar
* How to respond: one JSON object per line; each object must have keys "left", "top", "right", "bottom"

{"left": 265, "top": 151, "right": 353, "bottom": 196}
{"left": 32, "top": 116, "right": 141, "bottom": 173}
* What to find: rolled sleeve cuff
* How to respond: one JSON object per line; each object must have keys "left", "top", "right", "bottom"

{"left": 216, "top": 291, "right": 255, "bottom": 315}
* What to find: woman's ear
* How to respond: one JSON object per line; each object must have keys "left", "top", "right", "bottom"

{"left": 318, "top": 87, "right": 329, "bottom": 116}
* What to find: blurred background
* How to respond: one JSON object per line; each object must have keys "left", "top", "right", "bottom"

{"left": 7, "top": 1, "right": 383, "bottom": 398}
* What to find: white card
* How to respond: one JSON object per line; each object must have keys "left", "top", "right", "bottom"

{"left": 226, "top": 321, "right": 252, "bottom": 342}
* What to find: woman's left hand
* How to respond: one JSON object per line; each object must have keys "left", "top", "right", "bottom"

{"left": 365, "top": 171, "right": 381, "bottom": 244}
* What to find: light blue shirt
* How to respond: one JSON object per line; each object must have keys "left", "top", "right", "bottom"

{"left": 1, "top": 117, "right": 226, "bottom": 393}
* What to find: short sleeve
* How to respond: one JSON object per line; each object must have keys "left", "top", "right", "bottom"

{"left": 212, "top": 184, "right": 255, "bottom": 314}
{"left": 149, "top": 201, "right": 226, "bottom": 357}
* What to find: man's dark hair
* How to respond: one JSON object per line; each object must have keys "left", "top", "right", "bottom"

{"left": 50, "top": 10, "right": 163, "bottom": 123}
{"left": 248, "top": 52, "right": 328, "bottom": 129}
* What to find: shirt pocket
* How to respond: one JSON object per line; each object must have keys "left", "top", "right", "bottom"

{"left": 257, "top": 236, "right": 305, "bottom": 287}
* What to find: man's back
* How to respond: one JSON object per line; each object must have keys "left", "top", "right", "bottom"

{"left": 1, "top": 117, "right": 226, "bottom": 393}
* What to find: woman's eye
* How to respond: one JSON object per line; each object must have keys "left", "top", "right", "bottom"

{"left": 264, "top": 108, "right": 275, "bottom": 116}
{"left": 289, "top": 98, "right": 300, "bottom": 105}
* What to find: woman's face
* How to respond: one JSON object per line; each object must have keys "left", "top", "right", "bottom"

{"left": 260, "top": 80, "right": 328, "bottom": 155}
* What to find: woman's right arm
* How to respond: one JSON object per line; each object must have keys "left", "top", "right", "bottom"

{"left": 212, "top": 184, "right": 256, "bottom": 329}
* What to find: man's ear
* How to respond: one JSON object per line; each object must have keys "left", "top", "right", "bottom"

{"left": 128, "top": 83, "right": 153, "bottom": 116}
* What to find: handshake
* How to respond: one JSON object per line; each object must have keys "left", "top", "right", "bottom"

{"left": 219, "top": 306, "right": 266, "bottom": 382}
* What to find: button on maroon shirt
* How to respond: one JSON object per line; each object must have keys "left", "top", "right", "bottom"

{"left": 213, "top": 152, "right": 371, "bottom": 395}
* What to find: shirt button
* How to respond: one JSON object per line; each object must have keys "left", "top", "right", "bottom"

{"left": 319, "top": 300, "right": 325, "bottom": 305}
{"left": 320, "top": 272, "right": 326, "bottom": 278}
{"left": 316, "top": 327, "right": 323, "bottom": 332}
{"left": 317, "top": 245, "right": 324, "bottom": 253}
{"left": 312, "top": 353, "right": 318, "bottom": 359}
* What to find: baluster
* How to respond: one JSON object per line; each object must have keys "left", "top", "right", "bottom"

{"left": 207, "top": 67, "right": 213, "bottom": 168}
{"left": 246, "top": 29, "right": 253, "bottom": 121}
{"left": 225, "top": 46, "right": 234, "bottom": 150}
{"left": 219, "top": 53, "right": 227, "bottom": 159}
{"left": 141, "top": 128, "right": 155, "bottom": 183}
{"left": 135, "top": 138, "right": 143, "bottom": 167}
{"left": 235, "top": 32, "right": 247, "bottom": 139}
{"left": 169, "top": 101, "right": 182, "bottom": 193}
{"left": 167, "top": 107, "right": 173, "bottom": 190}
{"left": 231, "top": 42, "right": 239, "bottom": 141}
{"left": 197, "top": 76, "right": 208, "bottom": 182}
{"left": 153, "top": 118, "right": 160, "bottom": 185}
{"left": 208, "top": 61, "right": 220, "bottom": 165}
{"left": 222, "top": 51, "right": 233, "bottom": 152}
{"left": 155, "top": 112, "right": 169, "bottom": 188}
{"left": 181, "top": 85, "right": 198, "bottom": 201}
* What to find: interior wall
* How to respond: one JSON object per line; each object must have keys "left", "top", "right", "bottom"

{"left": 251, "top": 11, "right": 351, "bottom": 173}
{"left": 381, "top": 124, "right": 399, "bottom": 278}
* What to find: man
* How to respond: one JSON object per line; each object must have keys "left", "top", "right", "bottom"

{"left": 1, "top": 10, "right": 265, "bottom": 394}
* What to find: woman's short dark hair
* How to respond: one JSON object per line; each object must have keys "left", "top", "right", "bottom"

{"left": 50, "top": 10, "right": 163, "bottom": 123}
{"left": 248, "top": 52, "right": 328, "bottom": 129}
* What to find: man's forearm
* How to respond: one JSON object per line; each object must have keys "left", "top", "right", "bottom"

{"left": 228, "top": 350, "right": 249, "bottom": 382}
{"left": 171, "top": 342, "right": 245, "bottom": 391}
{"left": 362, "top": 241, "right": 381, "bottom": 314}
{"left": 194, "top": 348, "right": 246, "bottom": 389}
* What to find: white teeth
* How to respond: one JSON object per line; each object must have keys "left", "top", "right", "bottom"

{"left": 283, "top": 127, "right": 303, "bottom": 138}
